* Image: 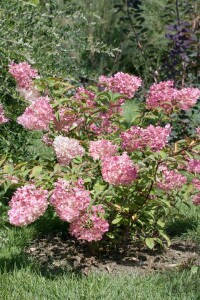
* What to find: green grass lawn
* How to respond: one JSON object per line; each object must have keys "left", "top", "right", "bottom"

{"left": 0, "top": 227, "right": 199, "bottom": 300}
{"left": 0, "top": 204, "right": 200, "bottom": 300}
{"left": 0, "top": 266, "right": 199, "bottom": 300}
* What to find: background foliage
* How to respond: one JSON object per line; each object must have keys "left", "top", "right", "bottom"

{"left": 0, "top": 0, "right": 199, "bottom": 160}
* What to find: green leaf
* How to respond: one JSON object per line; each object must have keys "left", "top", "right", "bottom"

{"left": 84, "top": 178, "right": 91, "bottom": 183}
{"left": 23, "top": 0, "right": 39, "bottom": 6}
{"left": 159, "top": 150, "right": 167, "bottom": 159}
{"left": 157, "top": 219, "right": 165, "bottom": 228}
{"left": 73, "top": 156, "right": 83, "bottom": 164}
{"left": 3, "top": 165, "right": 14, "bottom": 174}
{"left": 0, "top": 156, "right": 7, "bottom": 167}
{"left": 159, "top": 231, "right": 171, "bottom": 247}
{"left": 14, "top": 162, "right": 27, "bottom": 170}
{"left": 106, "top": 232, "right": 115, "bottom": 239}
{"left": 159, "top": 199, "right": 172, "bottom": 208}
{"left": 55, "top": 111, "right": 60, "bottom": 122}
{"left": 93, "top": 182, "right": 107, "bottom": 193}
{"left": 145, "top": 238, "right": 155, "bottom": 249}
{"left": 30, "top": 166, "right": 43, "bottom": 178}
{"left": 54, "top": 164, "right": 61, "bottom": 172}
{"left": 22, "top": 169, "right": 31, "bottom": 177}
{"left": 112, "top": 217, "right": 122, "bottom": 224}
{"left": 122, "top": 100, "right": 141, "bottom": 125}
{"left": 3, "top": 181, "right": 10, "bottom": 193}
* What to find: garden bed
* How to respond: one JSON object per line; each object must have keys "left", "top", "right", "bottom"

{"left": 26, "top": 236, "right": 200, "bottom": 276}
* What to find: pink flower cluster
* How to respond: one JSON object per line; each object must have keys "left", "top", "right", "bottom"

{"left": 0, "top": 104, "right": 9, "bottom": 124}
{"left": 192, "top": 194, "right": 200, "bottom": 206}
{"left": 8, "top": 185, "right": 48, "bottom": 226}
{"left": 142, "top": 124, "right": 171, "bottom": 151}
{"left": 146, "top": 81, "right": 200, "bottom": 112}
{"left": 175, "top": 88, "right": 200, "bottom": 111}
{"left": 74, "top": 87, "right": 96, "bottom": 107}
{"left": 9, "top": 62, "right": 38, "bottom": 89}
{"left": 146, "top": 81, "right": 175, "bottom": 113}
{"left": 50, "top": 178, "right": 91, "bottom": 222}
{"left": 17, "top": 97, "right": 54, "bottom": 130}
{"left": 192, "top": 179, "right": 200, "bottom": 190}
{"left": 187, "top": 159, "right": 200, "bottom": 173}
{"left": 121, "top": 124, "right": 171, "bottom": 152}
{"left": 99, "top": 72, "right": 142, "bottom": 99}
{"left": 89, "top": 139, "right": 118, "bottom": 160}
{"left": 54, "top": 107, "right": 84, "bottom": 133}
{"left": 69, "top": 205, "right": 109, "bottom": 242}
{"left": 157, "top": 165, "right": 187, "bottom": 190}
{"left": 102, "top": 152, "right": 137, "bottom": 185}
{"left": 53, "top": 136, "right": 85, "bottom": 165}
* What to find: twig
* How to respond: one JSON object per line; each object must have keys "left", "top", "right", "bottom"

{"left": 175, "top": 0, "right": 180, "bottom": 25}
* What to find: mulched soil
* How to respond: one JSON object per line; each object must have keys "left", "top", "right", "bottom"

{"left": 26, "top": 235, "right": 200, "bottom": 276}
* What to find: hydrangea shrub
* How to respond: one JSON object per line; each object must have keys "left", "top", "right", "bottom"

{"left": 0, "top": 62, "right": 200, "bottom": 247}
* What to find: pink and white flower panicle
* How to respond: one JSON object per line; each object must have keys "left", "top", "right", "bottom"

{"left": 99, "top": 72, "right": 142, "bottom": 99}
{"left": 53, "top": 136, "right": 85, "bottom": 165}
{"left": 146, "top": 80, "right": 200, "bottom": 112}
{"left": 121, "top": 124, "right": 171, "bottom": 152}
{"left": 17, "top": 96, "right": 54, "bottom": 131}
{"left": 157, "top": 165, "right": 187, "bottom": 190}
{"left": 187, "top": 159, "right": 200, "bottom": 174}
{"left": 102, "top": 152, "right": 137, "bottom": 186}
{"left": 69, "top": 205, "right": 109, "bottom": 242}
{"left": 9, "top": 62, "right": 39, "bottom": 89}
{"left": 8, "top": 185, "right": 48, "bottom": 226}
{"left": 192, "top": 179, "right": 200, "bottom": 190}
{"left": 89, "top": 139, "right": 118, "bottom": 160}
{"left": 50, "top": 178, "right": 91, "bottom": 223}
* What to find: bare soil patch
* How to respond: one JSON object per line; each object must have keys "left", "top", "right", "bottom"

{"left": 26, "top": 236, "right": 200, "bottom": 276}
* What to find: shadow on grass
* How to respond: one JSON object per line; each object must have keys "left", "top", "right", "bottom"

{"left": 0, "top": 252, "right": 79, "bottom": 279}
{"left": 0, "top": 211, "right": 81, "bottom": 279}
{"left": 166, "top": 215, "right": 199, "bottom": 238}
